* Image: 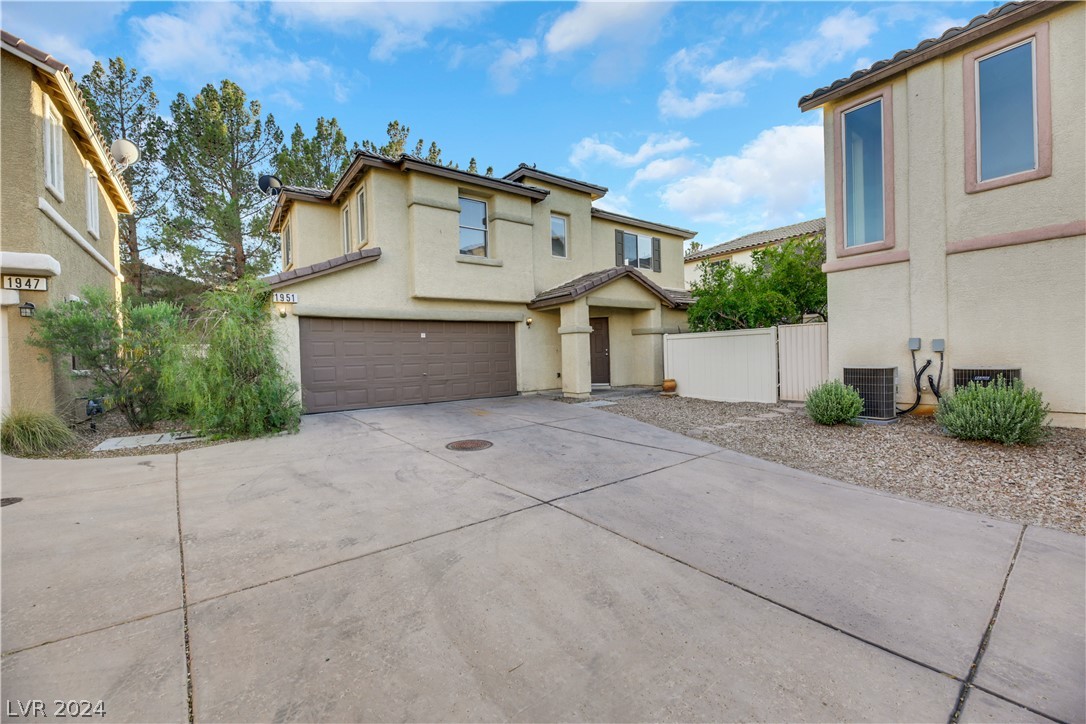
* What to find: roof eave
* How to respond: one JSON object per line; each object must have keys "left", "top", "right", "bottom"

{"left": 590, "top": 208, "right": 697, "bottom": 240}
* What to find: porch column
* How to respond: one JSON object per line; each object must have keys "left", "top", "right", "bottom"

{"left": 558, "top": 297, "right": 592, "bottom": 398}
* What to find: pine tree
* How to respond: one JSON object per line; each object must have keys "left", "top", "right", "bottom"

{"left": 274, "top": 117, "right": 358, "bottom": 189}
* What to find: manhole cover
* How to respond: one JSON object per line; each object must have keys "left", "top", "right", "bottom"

{"left": 1, "top": 497, "right": 23, "bottom": 507}
{"left": 445, "top": 439, "right": 493, "bottom": 451}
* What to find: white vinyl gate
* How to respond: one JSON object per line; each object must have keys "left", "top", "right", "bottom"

{"left": 664, "top": 323, "right": 828, "bottom": 404}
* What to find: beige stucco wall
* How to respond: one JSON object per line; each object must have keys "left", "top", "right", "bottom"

{"left": 283, "top": 199, "right": 341, "bottom": 270}
{"left": 820, "top": 4, "right": 1085, "bottom": 427}
{"left": 1, "top": 55, "right": 123, "bottom": 418}
{"left": 589, "top": 218, "right": 685, "bottom": 290}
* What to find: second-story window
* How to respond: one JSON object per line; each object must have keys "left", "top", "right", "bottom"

{"left": 342, "top": 204, "right": 351, "bottom": 254}
{"left": 85, "top": 167, "right": 100, "bottom": 239}
{"left": 283, "top": 222, "right": 293, "bottom": 269}
{"left": 459, "top": 196, "right": 487, "bottom": 257}
{"left": 842, "top": 98, "right": 885, "bottom": 247}
{"left": 977, "top": 41, "right": 1035, "bottom": 181}
{"left": 551, "top": 215, "right": 568, "bottom": 258}
{"left": 43, "top": 96, "right": 64, "bottom": 199}
{"left": 356, "top": 188, "right": 366, "bottom": 246}
{"left": 622, "top": 231, "right": 651, "bottom": 269}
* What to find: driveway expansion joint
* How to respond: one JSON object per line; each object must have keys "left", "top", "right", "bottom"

{"left": 174, "top": 453, "right": 195, "bottom": 724}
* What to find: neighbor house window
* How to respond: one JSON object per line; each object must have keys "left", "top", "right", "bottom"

{"left": 964, "top": 24, "right": 1051, "bottom": 193}
{"left": 342, "top": 204, "right": 351, "bottom": 254}
{"left": 85, "top": 167, "right": 99, "bottom": 239}
{"left": 356, "top": 188, "right": 366, "bottom": 246}
{"left": 551, "top": 215, "right": 568, "bottom": 258}
{"left": 283, "top": 223, "right": 293, "bottom": 269}
{"left": 459, "top": 196, "right": 487, "bottom": 257}
{"left": 43, "top": 96, "right": 64, "bottom": 199}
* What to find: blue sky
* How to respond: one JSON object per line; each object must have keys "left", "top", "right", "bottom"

{"left": 3, "top": 1, "right": 996, "bottom": 249}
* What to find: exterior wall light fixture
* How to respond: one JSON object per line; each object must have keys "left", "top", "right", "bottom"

{"left": 18, "top": 302, "right": 36, "bottom": 318}
{"left": 525, "top": 317, "right": 533, "bottom": 328}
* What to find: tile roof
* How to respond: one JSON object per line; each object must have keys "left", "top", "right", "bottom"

{"left": 263, "top": 247, "right": 381, "bottom": 288}
{"left": 685, "top": 218, "right": 825, "bottom": 263}
{"left": 799, "top": 1, "right": 1051, "bottom": 110}
{"left": 502, "top": 164, "right": 609, "bottom": 197}
{"left": 528, "top": 266, "right": 691, "bottom": 310}
{"left": 280, "top": 185, "right": 333, "bottom": 200}
{"left": 1, "top": 29, "right": 134, "bottom": 210}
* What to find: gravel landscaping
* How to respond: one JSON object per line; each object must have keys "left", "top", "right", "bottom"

{"left": 604, "top": 395, "right": 1086, "bottom": 535}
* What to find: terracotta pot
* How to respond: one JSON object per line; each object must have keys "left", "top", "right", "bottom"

{"left": 661, "top": 378, "right": 677, "bottom": 393}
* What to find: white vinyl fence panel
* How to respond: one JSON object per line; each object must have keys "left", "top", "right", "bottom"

{"left": 664, "top": 327, "right": 778, "bottom": 404}
{"left": 778, "top": 322, "right": 829, "bottom": 401}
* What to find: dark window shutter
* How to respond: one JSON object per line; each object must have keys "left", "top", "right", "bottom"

{"left": 651, "top": 237, "right": 661, "bottom": 273}
{"left": 615, "top": 229, "right": 624, "bottom": 266}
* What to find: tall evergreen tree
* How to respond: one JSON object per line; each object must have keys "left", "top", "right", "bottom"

{"left": 80, "top": 58, "right": 169, "bottom": 296}
{"left": 273, "top": 117, "right": 358, "bottom": 189}
{"left": 160, "top": 80, "right": 283, "bottom": 283}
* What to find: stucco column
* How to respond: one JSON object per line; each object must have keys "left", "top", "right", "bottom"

{"left": 558, "top": 297, "right": 592, "bottom": 398}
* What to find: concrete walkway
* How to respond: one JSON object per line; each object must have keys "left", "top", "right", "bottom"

{"left": 1, "top": 396, "right": 1083, "bottom": 723}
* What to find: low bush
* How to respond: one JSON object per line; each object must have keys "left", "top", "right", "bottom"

{"left": 0, "top": 410, "right": 76, "bottom": 457}
{"left": 937, "top": 378, "right": 1049, "bottom": 445}
{"left": 161, "top": 278, "right": 301, "bottom": 438}
{"left": 806, "top": 380, "right": 864, "bottom": 425}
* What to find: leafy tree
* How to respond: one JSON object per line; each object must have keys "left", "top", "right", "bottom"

{"left": 27, "top": 287, "right": 181, "bottom": 430}
{"left": 160, "top": 278, "right": 301, "bottom": 438}
{"left": 274, "top": 117, "right": 359, "bottom": 189}
{"left": 80, "top": 58, "right": 170, "bottom": 297}
{"left": 687, "top": 237, "right": 826, "bottom": 332}
{"left": 159, "top": 80, "right": 283, "bottom": 284}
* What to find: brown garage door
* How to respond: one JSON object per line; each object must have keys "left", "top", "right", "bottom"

{"left": 299, "top": 318, "right": 517, "bottom": 413}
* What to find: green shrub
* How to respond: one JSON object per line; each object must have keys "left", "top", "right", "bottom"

{"left": 806, "top": 380, "right": 864, "bottom": 425}
{"left": 936, "top": 378, "right": 1049, "bottom": 445}
{"left": 161, "top": 278, "right": 301, "bottom": 438}
{"left": 27, "top": 287, "right": 182, "bottom": 430}
{"left": 1, "top": 410, "right": 76, "bottom": 457}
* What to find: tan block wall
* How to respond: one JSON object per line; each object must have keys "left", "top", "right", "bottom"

{"left": 822, "top": 4, "right": 1085, "bottom": 427}
{"left": 1, "top": 56, "right": 123, "bottom": 419}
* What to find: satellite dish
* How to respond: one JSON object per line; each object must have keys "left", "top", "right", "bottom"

{"left": 258, "top": 174, "right": 283, "bottom": 196}
{"left": 110, "top": 138, "right": 140, "bottom": 171}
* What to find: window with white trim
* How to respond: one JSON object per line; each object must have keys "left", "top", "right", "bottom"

{"left": 551, "top": 214, "right": 568, "bottom": 258}
{"left": 622, "top": 231, "right": 652, "bottom": 269}
{"left": 842, "top": 98, "right": 885, "bottom": 247}
{"left": 356, "top": 188, "right": 366, "bottom": 246}
{"left": 85, "top": 167, "right": 100, "bottom": 239}
{"left": 342, "top": 204, "right": 351, "bottom": 254}
{"left": 458, "top": 196, "right": 488, "bottom": 257}
{"left": 283, "top": 222, "right": 293, "bottom": 269}
{"left": 976, "top": 39, "right": 1036, "bottom": 182}
{"left": 43, "top": 96, "right": 64, "bottom": 199}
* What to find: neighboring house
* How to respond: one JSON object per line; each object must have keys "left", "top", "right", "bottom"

{"left": 799, "top": 0, "right": 1085, "bottom": 427}
{"left": 683, "top": 217, "right": 826, "bottom": 288}
{"left": 265, "top": 155, "right": 696, "bottom": 412}
{"left": 0, "top": 31, "right": 133, "bottom": 418}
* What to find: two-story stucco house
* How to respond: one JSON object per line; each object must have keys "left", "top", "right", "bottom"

{"left": 683, "top": 217, "right": 826, "bottom": 289}
{"left": 1, "top": 31, "right": 133, "bottom": 418}
{"left": 799, "top": 0, "right": 1085, "bottom": 428}
{"left": 265, "top": 154, "right": 696, "bottom": 412}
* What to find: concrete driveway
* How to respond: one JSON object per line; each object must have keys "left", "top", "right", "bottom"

{"left": 2, "top": 396, "right": 1083, "bottom": 723}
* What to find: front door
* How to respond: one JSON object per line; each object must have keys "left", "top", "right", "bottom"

{"left": 589, "top": 317, "right": 610, "bottom": 385}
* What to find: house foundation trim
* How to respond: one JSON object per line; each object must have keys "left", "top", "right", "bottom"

{"left": 946, "top": 220, "right": 1086, "bottom": 255}
{"left": 289, "top": 305, "right": 527, "bottom": 323}
{"left": 37, "top": 197, "right": 122, "bottom": 280}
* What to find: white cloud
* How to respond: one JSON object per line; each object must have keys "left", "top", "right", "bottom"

{"left": 661, "top": 122, "right": 824, "bottom": 225}
{"left": 132, "top": 4, "right": 331, "bottom": 90}
{"left": 630, "top": 157, "right": 699, "bottom": 187}
{"left": 659, "top": 8, "right": 878, "bottom": 119}
{"left": 489, "top": 39, "right": 538, "bottom": 94}
{"left": 593, "top": 194, "right": 632, "bottom": 216}
{"left": 0, "top": 1, "right": 129, "bottom": 76}
{"left": 271, "top": 2, "right": 489, "bottom": 62}
{"left": 544, "top": 2, "right": 672, "bottom": 55}
{"left": 570, "top": 133, "right": 695, "bottom": 168}
{"left": 922, "top": 15, "right": 968, "bottom": 40}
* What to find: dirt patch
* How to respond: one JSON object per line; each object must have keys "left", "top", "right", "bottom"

{"left": 605, "top": 395, "right": 1086, "bottom": 536}
{"left": 15, "top": 410, "right": 232, "bottom": 459}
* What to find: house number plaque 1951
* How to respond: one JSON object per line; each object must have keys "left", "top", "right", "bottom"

{"left": 3, "top": 276, "right": 48, "bottom": 291}
{"left": 272, "top": 292, "right": 298, "bottom": 303}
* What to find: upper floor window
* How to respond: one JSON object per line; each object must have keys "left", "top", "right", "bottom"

{"left": 85, "top": 167, "right": 99, "bottom": 239}
{"left": 283, "top": 222, "right": 293, "bottom": 269}
{"left": 551, "top": 215, "right": 568, "bottom": 258}
{"left": 43, "top": 96, "right": 64, "bottom": 199}
{"left": 842, "top": 99, "right": 885, "bottom": 248}
{"left": 965, "top": 24, "right": 1051, "bottom": 193}
{"left": 459, "top": 196, "right": 487, "bottom": 257}
{"left": 616, "top": 230, "right": 660, "bottom": 271}
{"left": 342, "top": 204, "right": 351, "bottom": 255}
{"left": 356, "top": 189, "right": 366, "bottom": 246}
